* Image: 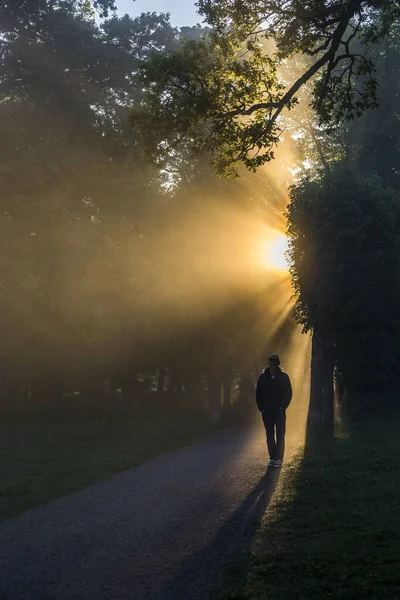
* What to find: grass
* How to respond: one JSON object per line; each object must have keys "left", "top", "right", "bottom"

{"left": 221, "top": 413, "right": 400, "bottom": 600}
{"left": 0, "top": 402, "right": 214, "bottom": 521}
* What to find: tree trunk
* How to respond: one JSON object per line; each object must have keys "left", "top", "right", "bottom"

{"left": 207, "top": 377, "right": 222, "bottom": 424}
{"left": 157, "top": 364, "right": 165, "bottom": 393}
{"left": 166, "top": 372, "right": 182, "bottom": 394}
{"left": 321, "top": 339, "right": 334, "bottom": 435}
{"left": 308, "top": 327, "right": 334, "bottom": 437}
{"left": 238, "top": 371, "right": 254, "bottom": 406}
{"left": 308, "top": 327, "right": 324, "bottom": 428}
{"left": 222, "top": 372, "right": 232, "bottom": 408}
{"left": 184, "top": 372, "right": 203, "bottom": 407}
{"left": 335, "top": 371, "right": 345, "bottom": 406}
{"left": 334, "top": 372, "right": 347, "bottom": 435}
{"left": 167, "top": 374, "right": 176, "bottom": 393}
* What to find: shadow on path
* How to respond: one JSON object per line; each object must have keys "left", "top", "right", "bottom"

{"left": 160, "top": 467, "right": 281, "bottom": 600}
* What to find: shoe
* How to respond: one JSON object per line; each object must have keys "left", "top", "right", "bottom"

{"left": 268, "top": 459, "right": 276, "bottom": 467}
{"left": 274, "top": 460, "right": 283, "bottom": 468}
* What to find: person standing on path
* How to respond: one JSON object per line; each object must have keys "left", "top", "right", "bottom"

{"left": 256, "top": 354, "right": 292, "bottom": 468}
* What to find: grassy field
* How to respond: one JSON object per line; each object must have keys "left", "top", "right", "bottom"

{"left": 221, "top": 413, "right": 400, "bottom": 600}
{"left": 0, "top": 402, "right": 214, "bottom": 521}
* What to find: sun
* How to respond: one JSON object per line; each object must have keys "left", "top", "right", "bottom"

{"left": 260, "top": 232, "right": 290, "bottom": 272}
{"left": 269, "top": 234, "right": 290, "bottom": 270}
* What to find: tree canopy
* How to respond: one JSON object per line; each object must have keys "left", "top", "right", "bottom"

{"left": 0, "top": 0, "right": 298, "bottom": 417}
{"left": 287, "top": 161, "right": 400, "bottom": 404}
{"left": 131, "top": 0, "right": 400, "bottom": 175}
{"left": 3, "top": 0, "right": 400, "bottom": 424}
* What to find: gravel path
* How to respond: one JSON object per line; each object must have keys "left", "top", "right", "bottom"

{"left": 0, "top": 421, "right": 293, "bottom": 600}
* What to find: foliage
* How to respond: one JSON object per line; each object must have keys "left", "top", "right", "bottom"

{"left": 0, "top": 1, "right": 179, "bottom": 400}
{"left": 287, "top": 162, "right": 400, "bottom": 396}
{"left": 8, "top": 0, "right": 400, "bottom": 417}
{"left": 131, "top": 0, "right": 400, "bottom": 175}
{"left": 289, "top": 21, "right": 400, "bottom": 184}
{"left": 349, "top": 22, "right": 400, "bottom": 189}
{"left": 0, "top": 0, "right": 291, "bottom": 410}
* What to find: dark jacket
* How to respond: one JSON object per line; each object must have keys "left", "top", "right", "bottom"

{"left": 256, "top": 367, "right": 292, "bottom": 412}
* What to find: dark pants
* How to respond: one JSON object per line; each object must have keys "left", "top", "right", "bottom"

{"left": 261, "top": 407, "right": 286, "bottom": 461}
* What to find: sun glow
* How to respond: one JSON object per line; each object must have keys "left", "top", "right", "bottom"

{"left": 260, "top": 232, "right": 290, "bottom": 272}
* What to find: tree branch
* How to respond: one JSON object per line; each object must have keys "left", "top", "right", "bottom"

{"left": 315, "top": 0, "right": 363, "bottom": 110}
{"left": 224, "top": 0, "right": 363, "bottom": 131}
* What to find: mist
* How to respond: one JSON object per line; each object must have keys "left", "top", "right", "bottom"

{"left": 0, "top": 3, "right": 313, "bottom": 423}
{"left": 3, "top": 4, "right": 400, "bottom": 599}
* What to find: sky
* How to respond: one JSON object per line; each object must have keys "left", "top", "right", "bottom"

{"left": 115, "top": 0, "right": 201, "bottom": 26}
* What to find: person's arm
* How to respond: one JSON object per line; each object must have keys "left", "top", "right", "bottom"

{"left": 282, "top": 374, "right": 292, "bottom": 409}
{"left": 256, "top": 374, "right": 264, "bottom": 412}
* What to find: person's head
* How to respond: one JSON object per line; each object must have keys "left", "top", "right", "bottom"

{"left": 268, "top": 354, "right": 281, "bottom": 374}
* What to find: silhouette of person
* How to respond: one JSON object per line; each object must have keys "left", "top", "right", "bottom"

{"left": 256, "top": 354, "right": 292, "bottom": 468}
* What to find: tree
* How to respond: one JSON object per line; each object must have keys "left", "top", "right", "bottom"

{"left": 1, "top": 2, "right": 294, "bottom": 419}
{"left": 0, "top": 1, "right": 181, "bottom": 404}
{"left": 287, "top": 162, "right": 400, "bottom": 425}
{"left": 131, "top": 0, "right": 400, "bottom": 175}
{"left": 292, "top": 22, "right": 400, "bottom": 186}
{"left": 349, "top": 23, "right": 400, "bottom": 190}
{"left": 283, "top": 26, "right": 400, "bottom": 429}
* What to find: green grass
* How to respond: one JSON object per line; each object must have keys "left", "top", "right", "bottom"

{"left": 0, "top": 405, "right": 213, "bottom": 520}
{"left": 221, "top": 414, "right": 400, "bottom": 600}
